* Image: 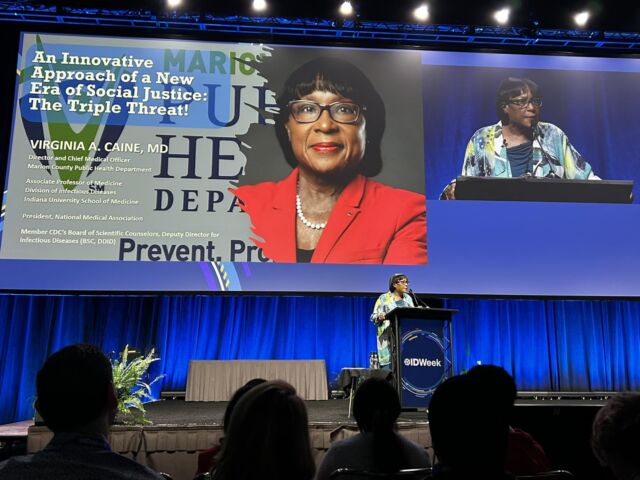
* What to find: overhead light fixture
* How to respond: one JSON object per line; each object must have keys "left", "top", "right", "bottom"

{"left": 574, "top": 11, "right": 590, "bottom": 27}
{"left": 494, "top": 7, "right": 510, "bottom": 25}
{"left": 413, "top": 4, "right": 429, "bottom": 22}
{"left": 339, "top": 1, "right": 354, "bottom": 17}
{"left": 166, "top": 0, "right": 182, "bottom": 8}
{"left": 252, "top": 0, "right": 267, "bottom": 12}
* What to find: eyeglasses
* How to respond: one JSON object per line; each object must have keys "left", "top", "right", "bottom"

{"left": 396, "top": 279, "right": 409, "bottom": 285}
{"left": 507, "top": 97, "right": 543, "bottom": 109}
{"left": 288, "top": 100, "right": 364, "bottom": 124}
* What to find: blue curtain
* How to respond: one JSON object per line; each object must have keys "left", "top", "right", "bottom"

{"left": 444, "top": 298, "right": 640, "bottom": 391}
{"left": 0, "top": 294, "right": 376, "bottom": 424}
{"left": 2, "top": 294, "right": 640, "bottom": 424}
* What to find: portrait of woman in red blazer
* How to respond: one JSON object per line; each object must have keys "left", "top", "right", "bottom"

{"left": 231, "top": 57, "right": 427, "bottom": 264}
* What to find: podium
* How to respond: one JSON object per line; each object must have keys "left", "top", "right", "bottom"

{"left": 455, "top": 176, "right": 633, "bottom": 203}
{"left": 386, "top": 307, "right": 457, "bottom": 409}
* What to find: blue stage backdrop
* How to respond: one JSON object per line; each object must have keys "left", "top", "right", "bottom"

{"left": 1, "top": 294, "right": 640, "bottom": 424}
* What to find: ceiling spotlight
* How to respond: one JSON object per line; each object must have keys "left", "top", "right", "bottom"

{"left": 493, "top": 7, "right": 510, "bottom": 25}
{"left": 574, "top": 11, "right": 590, "bottom": 27}
{"left": 339, "top": 1, "right": 354, "bottom": 17}
{"left": 166, "top": 0, "right": 182, "bottom": 8}
{"left": 413, "top": 4, "right": 429, "bottom": 22}
{"left": 252, "top": 0, "right": 267, "bottom": 12}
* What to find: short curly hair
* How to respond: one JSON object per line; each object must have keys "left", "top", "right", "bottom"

{"left": 591, "top": 393, "right": 640, "bottom": 469}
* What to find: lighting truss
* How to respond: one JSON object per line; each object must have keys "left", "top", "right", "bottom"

{"left": 0, "top": 1, "right": 639, "bottom": 51}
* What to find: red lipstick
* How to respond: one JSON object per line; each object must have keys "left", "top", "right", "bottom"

{"left": 311, "top": 142, "right": 341, "bottom": 153}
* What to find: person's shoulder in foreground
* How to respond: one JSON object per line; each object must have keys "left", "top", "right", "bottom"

{"left": 0, "top": 433, "right": 164, "bottom": 480}
{"left": 506, "top": 427, "right": 552, "bottom": 475}
{"left": 315, "top": 432, "right": 430, "bottom": 480}
{"left": 0, "top": 344, "right": 164, "bottom": 480}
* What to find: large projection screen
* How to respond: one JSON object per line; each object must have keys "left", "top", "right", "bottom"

{"left": 0, "top": 32, "right": 639, "bottom": 296}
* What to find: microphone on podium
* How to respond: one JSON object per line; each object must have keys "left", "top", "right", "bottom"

{"left": 408, "top": 288, "right": 429, "bottom": 308}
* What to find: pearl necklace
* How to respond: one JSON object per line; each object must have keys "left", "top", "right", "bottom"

{"left": 296, "top": 194, "right": 326, "bottom": 230}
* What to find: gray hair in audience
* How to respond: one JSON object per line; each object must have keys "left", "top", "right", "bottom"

{"left": 592, "top": 393, "right": 640, "bottom": 472}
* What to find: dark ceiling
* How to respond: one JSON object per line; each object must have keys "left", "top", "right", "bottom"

{"left": 33, "top": 0, "right": 640, "bottom": 32}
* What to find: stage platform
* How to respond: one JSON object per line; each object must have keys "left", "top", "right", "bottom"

{"left": 25, "top": 399, "right": 432, "bottom": 480}
{"left": 144, "top": 398, "right": 428, "bottom": 425}
{"left": 9, "top": 396, "right": 608, "bottom": 480}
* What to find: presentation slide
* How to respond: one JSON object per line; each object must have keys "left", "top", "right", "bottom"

{"left": 0, "top": 32, "right": 639, "bottom": 296}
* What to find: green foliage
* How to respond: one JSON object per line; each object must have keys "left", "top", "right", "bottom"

{"left": 111, "top": 345, "right": 164, "bottom": 425}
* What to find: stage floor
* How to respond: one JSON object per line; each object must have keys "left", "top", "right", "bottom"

{"left": 143, "top": 398, "right": 428, "bottom": 426}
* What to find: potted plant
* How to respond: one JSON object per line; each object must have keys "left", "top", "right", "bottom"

{"left": 111, "top": 345, "right": 164, "bottom": 425}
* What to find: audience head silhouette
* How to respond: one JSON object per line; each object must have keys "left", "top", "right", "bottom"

{"left": 353, "top": 377, "right": 407, "bottom": 472}
{"left": 36, "top": 344, "right": 117, "bottom": 435}
{"left": 0, "top": 344, "right": 164, "bottom": 480}
{"left": 429, "top": 374, "right": 509, "bottom": 477}
{"left": 592, "top": 393, "right": 640, "bottom": 480}
{"left": 354, "top": 377, "right": 400, "bottom": 432}
{"left": 211, "top": 380, "right": 315, "bottom": 480}
{"left": 467, "top": 364, "right": 517, "bottom": 418}
{"left": 196, "top": 378, "right": 268, "bottom": 476}
{"left": 222, "top": 378, "right": 266, "bottom": 433}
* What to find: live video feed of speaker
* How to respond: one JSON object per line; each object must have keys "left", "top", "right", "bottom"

{"left": 422, "top": 51, "right": 639, "bottom": 204}
{"left": 0, "top": 32, "right": 640, "bottom": 295}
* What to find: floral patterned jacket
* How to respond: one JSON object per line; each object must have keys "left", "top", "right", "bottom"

{"left": 370, "top": 292, "right": 414, "bottom": 366}
{"left": 462, "top": 121, "right": 599, "bottom": 179}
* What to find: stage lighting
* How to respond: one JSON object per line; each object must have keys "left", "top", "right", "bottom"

{"left": 493, "top": 7, "right": 510, "bottom": 25}
{"left": 413, "top": 4, "right": 429, "bottom": 22}
{"left": 252, "top": 0, "right": 267, "bottom": 12}
{"left": 574, "top": 11, "right": 590, "bottom": 27}
{"left": 339, "top": 1, "right": 354, "bottom": 17}
{"left": 166, "top": 0, "right": 182, "bottom": 8}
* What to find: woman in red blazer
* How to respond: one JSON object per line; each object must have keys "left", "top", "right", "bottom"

{"left": 231, "top": 57, "right": 427, "bottom": 265}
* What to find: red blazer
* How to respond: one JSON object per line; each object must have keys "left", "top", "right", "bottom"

{"left": 231, "top": 168, "right": 427, "bottom": 264}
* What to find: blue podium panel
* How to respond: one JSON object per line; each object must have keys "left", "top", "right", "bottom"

{"left": 387, "top": 307, "right": 456, "bottom": 409}
{"left": 400, "top": 318, "right": 449, "bottom": 408}
{"left": 387, "top": 307, "right": 455, "bottom": 409}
